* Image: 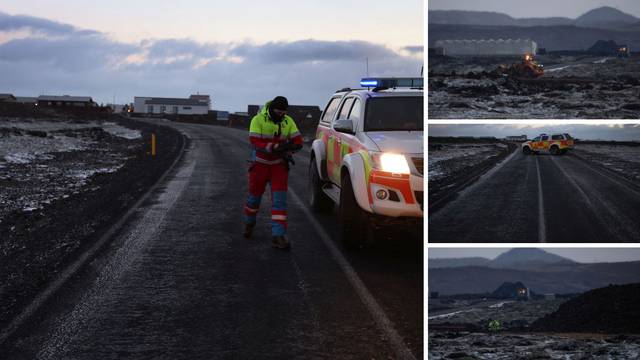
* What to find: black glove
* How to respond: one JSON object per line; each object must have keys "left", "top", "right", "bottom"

{"left": 273, "top": 140, "right": 302, "bottom": 153}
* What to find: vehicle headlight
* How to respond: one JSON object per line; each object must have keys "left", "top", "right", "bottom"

{"left": 371, "top": 152, "right": 410, "bottom": 174}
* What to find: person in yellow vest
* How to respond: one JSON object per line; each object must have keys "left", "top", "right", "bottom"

{"left": 243, "top": 96, "right": 303, "bottom": 250}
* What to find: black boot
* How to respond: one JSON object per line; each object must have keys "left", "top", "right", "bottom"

{"left": 243, "top": 223, "right": 255, "bottom": 238}
{"left": 271, "top": 235, "right": 290, "bottom": 250}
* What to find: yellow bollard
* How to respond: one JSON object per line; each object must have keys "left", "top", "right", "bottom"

{"left": 151, "top": 133, "right": 156, "bottom": 156}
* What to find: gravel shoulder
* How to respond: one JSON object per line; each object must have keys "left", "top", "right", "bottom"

{"left": 0, "top": 115, "right": 185, "bottom": 330}
{"left": 428, "top": 140, "right": 516, "bottom": 210}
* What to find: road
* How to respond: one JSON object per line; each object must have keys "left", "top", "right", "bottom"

{"left": 0, "top": 122, "right": 423, "bottom": 359}
{"left": 429, "top": 150, "right": 640, "bottom": 242}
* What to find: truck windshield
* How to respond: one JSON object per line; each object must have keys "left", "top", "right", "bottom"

{"left": 364, "top": 97, "right": 424, "bottom": 131}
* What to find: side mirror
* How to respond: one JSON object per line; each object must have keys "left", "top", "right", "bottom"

{"left": 333, "top": 119, "right": 354, "bottom": 134}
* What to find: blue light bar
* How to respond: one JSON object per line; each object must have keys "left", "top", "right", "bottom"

{"left": 360, "top": 77, "right": 423, "bottom": 88}
{"left": 360, "top": 79, "right": 379, "bottom": 87}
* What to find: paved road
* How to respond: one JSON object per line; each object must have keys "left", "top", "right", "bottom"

{"left": 429, "top": 151, "right": 640, "bottom": 242}
{"left": 0, "top": 123, "right": 423, "bottom": 359}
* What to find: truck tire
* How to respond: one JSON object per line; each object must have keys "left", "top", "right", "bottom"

{"left": 339, "top": 172, "right": 369, "bottom": 249}
{"left": 550, "top": 145, "right": 559, "bottom": 155}
{"left": 308, "top": 155, "right": 333, "bottom": 212}
{"left": 523, "top": 146, "right": 531, "bottom": 155}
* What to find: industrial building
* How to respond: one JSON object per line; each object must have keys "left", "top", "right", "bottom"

{"left": 133, "top": 94, "right": 210, "bottom": 115}
{"left": 505, "top": 135, "right": 528, "bottom": 142}
{"left": 37, "top": 95, "right": 96, "bottom": 107}
{"left": 434, "top": 39, "right": 538, "bottom": 56}
{"left": 0, "top": 94, "right": 17, "bottom": 102}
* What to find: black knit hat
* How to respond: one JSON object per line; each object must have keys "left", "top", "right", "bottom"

{"left": 271, "top": 96, "right": 289, "bottom": 111}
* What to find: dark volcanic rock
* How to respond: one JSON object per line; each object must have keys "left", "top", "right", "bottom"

{"left": 531, "top": 283, "right": 640, "bottom": 334}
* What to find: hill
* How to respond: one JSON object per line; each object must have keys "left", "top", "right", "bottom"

{"left": 429, "top": 248, "right": 574, "bottom": 270}
{"left": 531, "top": 283, "right": 640, "bottom": 334}
{"left": 429, "top": 261, "right": 640, "bottom": 296}
{"left": 429, "top": 7, "right": 639, "bottom": 29}
{"left": 428, "top": 24, "right": 640, "bottom": 50}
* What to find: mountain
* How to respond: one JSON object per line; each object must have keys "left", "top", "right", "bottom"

{"left": 429, "top": 10, "right": 572, "bottom": 27}
{"left": 429, "top": 249, "right": 574, "bottom": 270}
{"left": 429, "top": 261, "right": 640, "bottom": 296}
{"left": 428, "top": 23, "right": 640, "bottom": 50}
{"left": 492, "top": 248, "right": 575, "bottom": 269}
{"left": 428, "top": 257, "right": 491, "bottom": 269}
{"left": 576, "top": 6, "right": 640, "bottom": 27}
{"left": 429, "top": 6, "right": 639, "bottom": 30}
{"left": 429, "top": 10, "right": 521, "bottom": 26}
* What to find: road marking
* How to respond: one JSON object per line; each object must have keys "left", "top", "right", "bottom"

{"left": 551, "top": 157, "right": 599, "bottom": 215}
{"left": 0, "top": 132, "right": 187, "bottom": 347}
{"left": 37, "top": 159, "right": 196, "bottom": 359}
{"left": 568, "top": 155, "right": 640, "bottom": 198}
{"left": 535, "top": 157, "right": 546, "bottom": 243}
{"left": 558, "top": 156, "right": 639, "bottom": 240}
{"left": 288, "top": 189, "right": 417, "bottom": 360}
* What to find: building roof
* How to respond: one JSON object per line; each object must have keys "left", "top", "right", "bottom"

{"left": 38, "top": 95, "right": 93, "bottom": 102}
{"left": 15, "top": 97, "right": 37, "bottom": 103}
{"left": 0, "top": 93, "right": 16, "bottom": 99}
{"left": 145, "top": 97, "right": 206, "bottom": 106}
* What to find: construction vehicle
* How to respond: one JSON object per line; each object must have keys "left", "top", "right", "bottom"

{"left": 497, "top": 53, "right": 544, "bottom": 79}
{"left": 618, "top": 45, "right": 631, "bottom": 58}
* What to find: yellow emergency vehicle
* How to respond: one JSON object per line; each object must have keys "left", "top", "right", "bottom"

{"left": 522, "top": 133, "right": 574, "bottom": 155}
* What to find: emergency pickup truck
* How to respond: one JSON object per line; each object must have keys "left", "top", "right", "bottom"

{"left": 308, "top": 77, "right": 423, "bottom": 247}
{"left": 522, "top": 133, "right": 574, "bottom": 155}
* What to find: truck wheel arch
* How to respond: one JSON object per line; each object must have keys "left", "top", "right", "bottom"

{"left": 341, "top": 153, "right": 373, "bottom": 213}
{"left": 310, "top": 139, "right": 327, "bottom": 180}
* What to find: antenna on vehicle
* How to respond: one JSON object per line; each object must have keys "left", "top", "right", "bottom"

{"left": 366, "top": 57, "right": 369, "bottom": 77}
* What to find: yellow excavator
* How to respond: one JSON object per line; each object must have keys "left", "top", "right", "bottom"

{"left": 498, "top": 53, "right": 544, "bottom": 79}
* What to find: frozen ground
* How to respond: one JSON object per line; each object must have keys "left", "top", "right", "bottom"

{"left": 429, "top": 55, "right": 640, "bottom": 119}
{"left": 574, "top": 144, "right": 640, "bottom": 182}
{"left": 429, "top": 297, "right": 640, "bottom": 359}
{"left": 428, "top": 141, "right": 514, "bottom": 207}
{"left": 0, "top": 118, "right": 142, "bottom": 219}
{"left": 429, "top": 143, "right": 508, "bottom": 181}
{"left": 429, "top": 332, "right": 640, "bottom": 359}
{"left": 429, "top": 298, "right": 565, "bottom": 330}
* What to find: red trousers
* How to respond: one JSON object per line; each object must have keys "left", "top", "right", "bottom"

{"left": 244, "top": 162, "right": 289, "bottom": 236}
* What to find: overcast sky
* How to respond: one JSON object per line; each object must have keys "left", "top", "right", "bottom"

{"left": 429, "top": 248, "right": 640, "bottom": 263}
{"left": 429, "top": 124, "right": 640, "bottom": 141}
{"left": 0, "top": 1, "right": 423, "bottom": 111}
{"left": 428, "top": 0, "right": 640, "bottom": 18}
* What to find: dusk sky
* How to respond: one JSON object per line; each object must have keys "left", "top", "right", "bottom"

{"left": 429, "top": 248, "right": 640, "bottom": 263}
{"left": 0, "top": 1, "right": 423, "bottom": 111}
{"left": 429, "top": 124, "right": 640, "bottom": 142}
{"left": 428, "top": 0, "right": 640, "bottom": 18}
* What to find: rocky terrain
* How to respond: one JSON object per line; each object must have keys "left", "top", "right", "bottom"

{"left": 532, "top": 283, "right": 640, "bottom": 334}
{"left": 0, "top": 115, "right": 184, "bottom": 330}
{"left": 428, "top": 139, "right": 514, "bottom": 209}
{"left": 428, "top": 55, "right": 640, "bottom": 119}
{"left": 573, "top": 143, "right": 640, "bottom": 183}
{"left": 429, "top": 332, "right": 640, "bottom": 359}
{"left": 429, "top": 298, "right": 566, "bottom": 331}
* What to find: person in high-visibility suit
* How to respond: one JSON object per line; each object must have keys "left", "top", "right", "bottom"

{"left": 243, "top": 96, "right": 303, "bottom": 250}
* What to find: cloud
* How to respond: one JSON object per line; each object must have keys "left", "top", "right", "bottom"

{"left": 0, "top": 12, "right": 423, "bottom": 111}
{"left": 0, "top": 10, "right": 97, "bottom": 36}
{"left": 403, "top": 45, "right": 424, "bottom": 54}
{"left": 229, "top": 40, "right": 403, "bottom": 64}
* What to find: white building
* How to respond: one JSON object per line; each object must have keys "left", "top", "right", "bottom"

{"left": 133, "top": 94, "right": 210, "bottom": 115}
{"left": 434, "top": 39, "right": 538, "bottom": 56}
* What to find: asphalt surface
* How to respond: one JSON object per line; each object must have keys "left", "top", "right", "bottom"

{"left": 429, "top": 150, "right": 640, "bottom": 242}
{"left": 0, "top": 122, "right": 423, "bottom": 359}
